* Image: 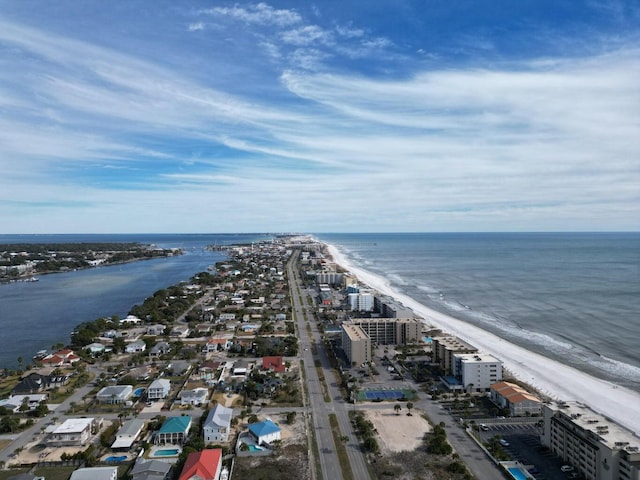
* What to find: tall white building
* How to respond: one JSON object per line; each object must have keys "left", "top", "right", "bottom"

{"left": 541, "top": 402, "right": 640, "bottom": 480}
{"left": 453, "top": 353, "right": 502, "bottom": 392}
{"left": 348, "top": 292, "right": 374, "bottom": 312}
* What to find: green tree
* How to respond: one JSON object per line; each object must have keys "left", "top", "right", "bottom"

{"left": 394, "top": 404, "right": 402, "bottom": 415}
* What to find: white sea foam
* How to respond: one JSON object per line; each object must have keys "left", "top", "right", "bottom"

{"left": 326, "top": 242, "right": 640, "bottom": 435}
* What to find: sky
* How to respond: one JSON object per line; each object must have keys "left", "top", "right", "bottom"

{"left": 1, "top": 0, "right": 639, "bottom": 233}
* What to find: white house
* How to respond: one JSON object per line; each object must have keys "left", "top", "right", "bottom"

{"left": 203, "top": 404, "right": 233, "bottom": 443}
{"left": 47, "top": 418, "right": 96, "bottom": 446}
{"left": 147, "top": 379, "right": 171, "bottom": 400}
{"left": 125, "top": 340, "right": 147, "bottom": 354}
{"left": 96, "top": 385, "right": 133, "bottom": 404}
{"left": 111, "top": 419, "right": 145, "bottom": 449}
{"left": 180, "top": 388, "right": 208, "bottom": 406}
{"left": 1, "top": 394, "right": 48, "bottom": 412}
{"left": 70, "top": 467, "right": 117, "bottom": 480}
{"left": 248, "top": 419, "right": 281, "bottom": 446}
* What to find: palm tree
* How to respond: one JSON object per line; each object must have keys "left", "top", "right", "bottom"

{"left": 394, "top": 404, "right": 402, "bottom": 415}
{"left": 406, "top": 402, "right": 414, "bottom": 416}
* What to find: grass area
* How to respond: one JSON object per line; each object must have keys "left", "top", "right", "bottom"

{"left": 32, "top": 466, "right": 77, "bottom": 480}
{"left": 328, "top": 413, "right": 355, "bottom": 480}
{"left": 0, "top": 469, "right": 28, "bottom": 480}
{"left": 314, "top": 362, "right": 331, "bottom": 403}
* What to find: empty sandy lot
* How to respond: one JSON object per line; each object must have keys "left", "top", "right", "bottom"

{"left": 365, "top": 408, "right": 431, "bottom": 452}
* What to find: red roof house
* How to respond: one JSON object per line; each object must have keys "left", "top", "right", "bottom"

{"left": 262, "top": 356, "right": 286, "bottom": 373}
{"left": 41, "top": 349, "right": 80, "bottom": 366}
{"left": 178, "top": 449, "right": 222, "bottom": 480}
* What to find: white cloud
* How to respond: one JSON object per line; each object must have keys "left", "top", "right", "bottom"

{"left": 281, "top": 25, "right": 333, "bottom": 46}
{"left": 188, "top": 22, "right": 205, "bottom": 31}
{"left": 200, "top": 3, "right": 301, "bottom": 27}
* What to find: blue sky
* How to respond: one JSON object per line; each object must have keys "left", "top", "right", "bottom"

{"left": 1, "top": 0, "right": 638, "bottom": 233}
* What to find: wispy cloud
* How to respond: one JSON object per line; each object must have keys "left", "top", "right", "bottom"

{"left": 0, "top": 2, "right": 638, "bottom": 233}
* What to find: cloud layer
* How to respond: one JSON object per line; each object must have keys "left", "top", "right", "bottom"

{"left": 0, "top": 2, "right": 638, "bottom": 233}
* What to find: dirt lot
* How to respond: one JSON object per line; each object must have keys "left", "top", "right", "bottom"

{"left": 365, "top": 408, "right": 431, "bottom": 453}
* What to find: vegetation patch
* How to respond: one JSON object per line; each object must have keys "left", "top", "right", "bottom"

{"left": 328, "top": 413, "right": 354, "bottom": 480}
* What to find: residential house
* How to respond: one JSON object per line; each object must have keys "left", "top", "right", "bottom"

{"left": 1, "top": 394, "right": 48, "bottom": 412}
{"left": 178, "top": 450, "right": 222, "bottom": 480}
{"left": 96, "top": 385, "right": 133, "bottom": 404}
{"left": 147, "top": 379, "right": 171, "bottom": 400}
{"left": 154, "top": 416, "right": 191, "bottom": 445}
{"left": 130, "top": 459, "right": 171, "bottom": 480}
{"left": 125, "top": 340, "right": 147, "bottom": 354}
{"left": 111, "top": 419, "right": 145, "bottom": 449}
{"left": 85, "top": 343, "right": 106, "bottom": 355}
{"left": 262, "top": 356, "right": 286, "bottom": 374}
{"left": 40, "top": 348, "right": 80, "bottom": 367}
{"left": 248, "top": 419, "right": 281, "bottom": 446}
{"left": 11, "top": 373, "right": 70, "bottom": 395}
{"left": 70, "top": 467, "right": 117, "bottom": 480}
{"left": 47, "top": 418, "right": 96, "bottom": 446}
{"left": 170, "top": 325, "right": 190, "bottom": 338}
{"left": 203, "top": 404, "right": 233, "bottom": 443}
{"left": 167, "top": 361, "right": 191, "bottom": 376}
{"left": 203, "top": 337, "right": 232, "bottom": 353}
{"left": 146, "top": 324, "right": 166, "bottom": 336}
{"left": 120, "top": 315, "right": 142, "bottom": 325}
{"left": 180, "top": 388, "right": 208, "bottom": 406}
{"left": 149, "top": 342, "right": 171, "bottom": 358}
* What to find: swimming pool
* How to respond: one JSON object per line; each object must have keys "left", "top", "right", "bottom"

{"left": 507, "top": 467, "right": 529, "bottom": 480}
{"left": 134, "top": 387, "right": 145, "bottom": 397}
{"left": 153, "top": 448, "right": 180, "bottom": 457}
{"left": 105, "top": 455, "right": 127, "bottom": 462}
{"left": 248, "top": 445, "right": 263, "bottom": 452}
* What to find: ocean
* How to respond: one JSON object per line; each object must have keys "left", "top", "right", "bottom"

{"left": 316, "top": 233, "right": 640, "bottom": 392}
{"left": 0, "top": 233, "right": 270, "bottom": 369}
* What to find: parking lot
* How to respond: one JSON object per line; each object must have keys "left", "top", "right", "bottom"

{"left": 478, "top": 424, "right": 583, "bottom": 480}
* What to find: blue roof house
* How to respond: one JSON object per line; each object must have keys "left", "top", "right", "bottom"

{"left": 248, "top": 419, "right": 281, "bottom": 446}
{"left": 155, "top": 416, "right": 192, "bottom": 445}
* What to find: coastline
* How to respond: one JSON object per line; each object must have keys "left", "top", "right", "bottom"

{"left": 325, "top": 241, "right": 640, "bottom": 436}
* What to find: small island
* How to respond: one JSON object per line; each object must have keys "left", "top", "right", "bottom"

{"left": 0, "top": 243, "right": 182, "bottom": 283}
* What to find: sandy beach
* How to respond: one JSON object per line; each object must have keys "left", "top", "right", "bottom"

{"left": 326, "top": 243, "right": 640, "bottom": 436}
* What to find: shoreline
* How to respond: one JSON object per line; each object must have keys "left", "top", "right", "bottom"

{"left": 324, "top": 241, "right": 640, "bottom": 436}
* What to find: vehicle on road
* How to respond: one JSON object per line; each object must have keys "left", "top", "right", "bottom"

{"left": 500, "top": 439, "right": 510, "bottom": 447}
{"left": 561, "top": 465, "right": 574, "bottom": 472}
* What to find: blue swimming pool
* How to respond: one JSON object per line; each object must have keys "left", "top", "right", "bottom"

{"left": 153, "top": 449, "right": 180, "bottom": 457}
{"left": 507, "top": 467, "right": 529, "bottom": 480}
{"left": 105, "top": 455, "right": 127, "bottom": 462}
{"left": 134, "top": 387, "right": 145, "bottom": 397}
{"left": 248, "top": 445, "right": 263, "bottom": 452}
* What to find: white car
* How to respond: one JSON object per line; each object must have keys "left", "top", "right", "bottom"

{"left": 561, "top": 465, "right": 574, "bottom": 472}
{"left": 499, "top": 439, "right": 510, "bottom": 447}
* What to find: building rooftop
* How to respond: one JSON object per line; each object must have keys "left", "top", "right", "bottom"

{"left": 552, "top": 401, "right": 640, "bottom": 453}
{"left": 342, "top": 324, "right": 369, "bottom": 341}
{"left": 455, "top": 353, "right": 502, "bottom": 363}
{"left": 158, "top": 416, "right": 191, "bottom": 434}
{"left": 53, "top": 417, "right": 94, "bottom": 434}
{"left": 249, "top": 419, "right": 281, "bottom": 437}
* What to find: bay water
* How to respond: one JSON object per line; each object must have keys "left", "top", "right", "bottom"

{"left": 0, "top": 233, "right": 269, "bottom": 369}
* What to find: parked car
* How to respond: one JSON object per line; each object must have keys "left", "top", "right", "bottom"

{"left": 500, "top": 439, "right": 510, "bottom": 447}
{"left": 561, "top": 465, "right": 574, "bottom": 472}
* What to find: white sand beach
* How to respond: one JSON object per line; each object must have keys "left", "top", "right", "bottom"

{"left": 326, "top": 243, "right": 640, "bottom": 436}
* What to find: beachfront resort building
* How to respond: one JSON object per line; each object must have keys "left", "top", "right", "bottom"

{"left": 541, "top": 401, "right": 640, "bottom": 480}
{"left": 348, "top": 292, "right": 374, "bottom": 312}
{"left": 432, "top": 336, "right": 478, "bottom": 375}
{"left": 349, "top": 318, "right": 421, "bottom": 345}
{"left": 374, "top": 296, "right": 414, "bottom": 319}
{"left": 490, "top": 381, "right": 542, "bottom": 416}
{"left": 453, "top": 353, "right": 503, "bottom": 392}
{"left": 342, "top": 324, "right": 371, "bottom": 367}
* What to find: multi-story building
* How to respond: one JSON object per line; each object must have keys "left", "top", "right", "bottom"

{"left": 453, "top": 353, "right": 503, "bottom": 392}
{"left": 490, "top": 381, "right": 541, "bottom": 416}
{"left": 203, "top": 404, "right": 233, "bottom": 443}
{"left": 147, "top": 378, "right": 171, "bottom": 400}
{"left": 541, "top": 402, "right": 640, "bottom": 480}
{"left": 432, "top": 336, "right": 478, "bottom": 375}
{"left": 348, "top": 292, "right": 374, "bottom": 312}
{"left": 342, "top": 324, "right": 371, "bottom": 367}
{"left": 315, "top": 271, "right": 344, "bottom": 286}
{"left": 350, "top": 318, "right": 420, "bottom": 345}
{"left": 374, "top": 296, "right": 414, "bottom": 318}
{"left": 48, "top": 418, "right": 97, "bottom": 446}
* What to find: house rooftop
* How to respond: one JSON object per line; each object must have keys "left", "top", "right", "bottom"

{"left": 249, "top": 419, "right": 281, "bottom": 437}
{"left": 158, "top": 416, "right": 191, "bottom": 434}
